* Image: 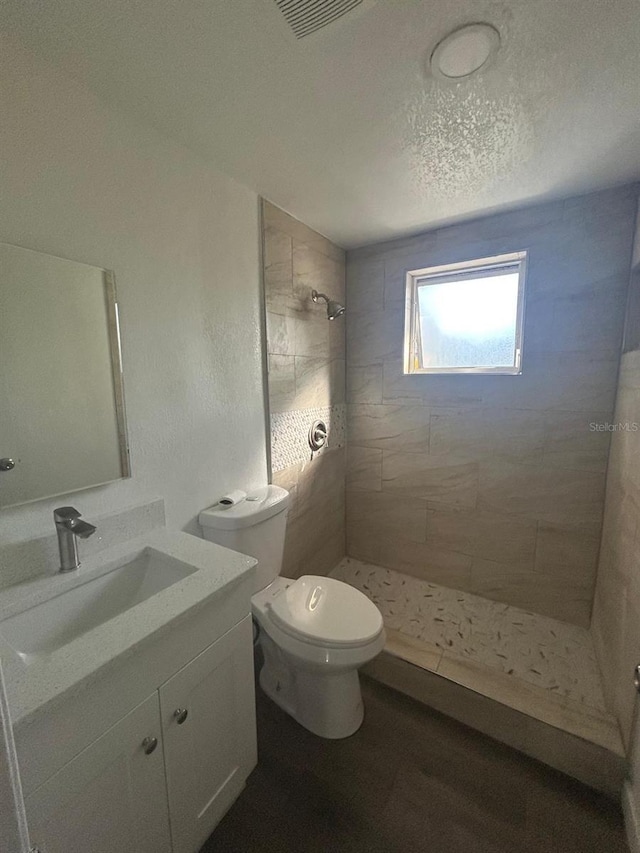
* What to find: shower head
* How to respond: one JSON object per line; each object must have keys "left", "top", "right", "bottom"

{"left": 311, "top": 289, "right": 346, "bottom": 320}
{"left": 326, "top": 300, "right": 346, "bottom": 320}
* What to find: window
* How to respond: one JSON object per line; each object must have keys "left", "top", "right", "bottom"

{"left": 404, "top": 251, "right": 527, "bottom": 375}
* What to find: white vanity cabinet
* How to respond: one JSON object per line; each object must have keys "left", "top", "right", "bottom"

{"left": 161, "top": 615, "right": 256, "bottom": 853}
{"left": 25, "top": 692, "right": 172, "bottom": 853}
{"left": 23, "top": 616, "right": 257, "bottom": 853}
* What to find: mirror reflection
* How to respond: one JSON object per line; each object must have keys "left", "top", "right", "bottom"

{"left": 0, "top": 243, "right": 130, "bottom": 508}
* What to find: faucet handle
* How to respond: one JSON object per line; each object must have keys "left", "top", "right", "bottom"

{"left": 53, "top": 506, "right": 82, "bottom": 523}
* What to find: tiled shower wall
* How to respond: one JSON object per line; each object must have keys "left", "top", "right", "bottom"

{"left": 346, "top": 185, "right": 638, "bottom": 628}
{"left": 262, "top": 200, "right": 346, "bottom": 578}
{"left": 592, "top": 200, "right": 640, "bottom": 747}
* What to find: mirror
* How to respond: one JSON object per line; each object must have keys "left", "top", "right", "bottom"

{"left": 0, "top": 243, "right": 130, "bottom": 508}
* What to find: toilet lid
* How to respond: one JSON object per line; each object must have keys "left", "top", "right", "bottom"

{"left": 268, "top": 575, "right": 383, "bottom": 647}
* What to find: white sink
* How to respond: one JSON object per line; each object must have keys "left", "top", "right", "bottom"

{"left": 0, "top": 548, "right": 197, "bottom": 663}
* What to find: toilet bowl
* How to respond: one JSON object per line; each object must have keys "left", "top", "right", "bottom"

{"left": 253, "top": 575, "right": 385, "bottom": 738}
{"left": 199, "top": 486, "right": 385, "bottom": 739}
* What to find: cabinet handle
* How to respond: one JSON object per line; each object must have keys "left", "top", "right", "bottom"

{"left": 142, "top": 736, "right": 158, "bottom": 755}
{"left": 174, "top": 708, "right": 189, "bottom": 725}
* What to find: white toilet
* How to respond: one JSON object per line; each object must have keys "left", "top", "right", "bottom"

{"left": 199, "top": 485, "right": 385, "bottom": 739}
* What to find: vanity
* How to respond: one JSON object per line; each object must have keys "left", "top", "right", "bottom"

{"left": 0, "top": 243, "right": 261, "bottom": 851}
{"left": 0, "top": 526, "right": 258, "bottom": 853}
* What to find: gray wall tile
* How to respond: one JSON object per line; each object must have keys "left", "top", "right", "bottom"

{"left": 263, "top": 201, "right": 347, "bottom": 578}
{"left": 349, "top": 404, "right": 430, "bottom": 453}
{"left": 268, "top": 354, "right": 296, "bottom": 413}
{"left": 347, "top": 446, "right": 382, "bottom": 492}
{"left": 592, "top": 346, "right": 640, "bottom": 748}
{"left": 294, "top": 356, "right": 332, "bottom": 409}
{"left": 347, "top": 489, "right": 428, "bottom": 544}
{"left": 347, "top": 365, "right": 383, "bottom": 404}
{"left": 346, "top": 185, "right": 638, "bottom": 627}
{"left": 427, "top": 507, "right": 537, "bottom": 564}
{"left": 382, "top": 452, "right": 479, "bottom": 507}
{"left": 346, "top": 256, "right": 384, "bottom": 313}
{"left": 477, "top": 461, "right": 606, "bottom": 525}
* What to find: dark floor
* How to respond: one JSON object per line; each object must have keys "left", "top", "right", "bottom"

{"left": 202, "top": 676, "right": 628, "bottom": 853}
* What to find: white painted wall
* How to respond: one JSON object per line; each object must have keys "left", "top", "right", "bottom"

{"left": 0, "top": 34, "right": 268, "bottom": 546}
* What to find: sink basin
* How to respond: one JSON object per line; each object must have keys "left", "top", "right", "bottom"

{"left": 0, "top": 548, "right": 197, "bottom": 662}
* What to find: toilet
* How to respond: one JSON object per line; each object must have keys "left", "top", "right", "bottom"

{"left": 199, "top": 485, "right": 385, "bottom": 739}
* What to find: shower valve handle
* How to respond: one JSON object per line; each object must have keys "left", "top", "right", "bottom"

{"left": 309, "top": 420, "right": 328, "bottom": 452}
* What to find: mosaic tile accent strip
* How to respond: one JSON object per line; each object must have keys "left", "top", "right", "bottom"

{"left": 271, "top": 404, "right": 346, "bottom": 472}
{"left": 331, "top": 557, "right": 607, "bottom": 714}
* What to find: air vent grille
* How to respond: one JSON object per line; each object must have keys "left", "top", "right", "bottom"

{"left": 274, "top": 0, "right": 364, "bottom": 39}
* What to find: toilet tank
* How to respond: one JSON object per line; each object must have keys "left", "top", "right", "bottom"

{"left": 199, "top": 486, "right": 289, "bottom": 593}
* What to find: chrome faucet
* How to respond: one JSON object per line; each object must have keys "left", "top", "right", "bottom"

{"left": 54, "top": 507, "right": 97, "bottom": 572}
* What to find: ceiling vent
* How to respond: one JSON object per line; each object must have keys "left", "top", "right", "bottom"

{"left": 273, "top": 0, "right": 367, "bottom": 39}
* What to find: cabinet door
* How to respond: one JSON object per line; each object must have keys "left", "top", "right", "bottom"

{"left": 160, "top": 615, "right": 257, "bottom": 853}
{"left": 25, "top": 692, "right": 171, "bottom": 853}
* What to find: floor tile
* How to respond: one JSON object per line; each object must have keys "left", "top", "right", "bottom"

{"left": 202, "top": 679, "right": 626, "bottom": 853}
{"left": 331, "top": 557, "right": 607, "bottom": 713}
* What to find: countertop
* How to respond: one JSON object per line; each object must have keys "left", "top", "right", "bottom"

{"left": 0, "top": 528, "right": 256, "bottom": 726}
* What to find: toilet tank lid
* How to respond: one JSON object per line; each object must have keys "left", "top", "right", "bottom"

{"left": 199, "top": 485, "right": 289, "bottom": 531}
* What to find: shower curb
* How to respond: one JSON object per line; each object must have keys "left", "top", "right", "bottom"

{"left": 363, "top": 649, "right": 625, "bottom": 798}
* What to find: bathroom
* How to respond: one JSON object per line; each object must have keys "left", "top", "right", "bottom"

{"left": 1, "top": 1, "right": 640, "bottom": 851}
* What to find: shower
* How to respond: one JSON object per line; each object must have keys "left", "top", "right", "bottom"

{"left": 311, "top": 289, "right": 346, "bottom": 320}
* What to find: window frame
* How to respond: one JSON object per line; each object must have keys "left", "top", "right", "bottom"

{"left": 403, "top": 251, "right": 528, "bottom": 376}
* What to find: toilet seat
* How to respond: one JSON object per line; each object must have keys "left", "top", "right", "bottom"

{"left": 268, "top": 575, "right": 383, "bottom": 649}
{"left": 251, "top": 575, "right": 385, "bottom": 737}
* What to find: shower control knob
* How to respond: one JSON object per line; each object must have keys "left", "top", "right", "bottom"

{"left": 142, "top": 736, "right": 158, "bottom": 755}
{"left": 308, "top": 420, "right": 327, "bottom": 452}
{"left": 174, "top": 708, "right": 189, "bottom": 724}
{"left": 0, "top": 458, "right": 15, "bottom": 472}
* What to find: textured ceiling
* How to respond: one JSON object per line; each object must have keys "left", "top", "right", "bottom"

{"left": 3, "top": 0, "right": 640, "bottom": 247}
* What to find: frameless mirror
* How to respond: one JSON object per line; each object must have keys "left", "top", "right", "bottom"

{"left": 0, "top": 243, "right": 130, "bottom": 508}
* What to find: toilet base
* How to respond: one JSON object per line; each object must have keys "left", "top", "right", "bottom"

{"left": 258, "top": 634, "right": 365, "bottom": 739}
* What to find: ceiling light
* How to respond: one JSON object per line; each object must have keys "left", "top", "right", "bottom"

{"left": 430, "top": 23, "right": 500, "bottom": 82}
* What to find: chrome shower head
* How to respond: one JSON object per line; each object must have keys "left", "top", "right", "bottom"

{"left": 326, "top": 299, "right": 346, "bottom": 320}
{"left": 311, "top": 289, "right": 346, "bottom": 320}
